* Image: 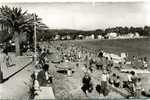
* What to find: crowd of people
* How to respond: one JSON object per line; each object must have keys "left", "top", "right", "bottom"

{"left": 29, "top": 41, "right": 149, "bottom": 99}
{"left": 131, "top": 56, "right": 148, "bottom": 70}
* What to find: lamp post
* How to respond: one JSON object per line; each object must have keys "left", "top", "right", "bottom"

{"left": 34, "top": 14, "right": 37, "bottom": 64}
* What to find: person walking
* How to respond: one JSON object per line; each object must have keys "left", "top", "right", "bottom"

{"left": 3, "top": 51, "right": 12, "bottom": 68}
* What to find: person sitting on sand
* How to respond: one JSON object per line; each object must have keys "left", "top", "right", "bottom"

{"left": 109, "top": 73, "right": 116, "bottom": 85}
{"left": 81, "top": 72, "right": 93, "bottom": 95}
{"left": 114, "top": 76, "right": 121, "bottom": 88}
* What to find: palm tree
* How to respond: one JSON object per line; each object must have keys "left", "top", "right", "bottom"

{"left": 0, "top": 6, "right": 36, "bottom": 56}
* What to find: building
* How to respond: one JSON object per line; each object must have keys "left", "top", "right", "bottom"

{"left": 98, "top": 35, "right": 103, "bottom": 39}
{"left": 106, "top": 32, "right": 118, "bottom": 39}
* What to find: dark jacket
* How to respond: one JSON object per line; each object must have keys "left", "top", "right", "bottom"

{"left": 37, "top": 70, "right": 49, "bottom": 86}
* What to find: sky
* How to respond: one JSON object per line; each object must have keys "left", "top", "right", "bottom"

{"left": 1, "top": 1, "right": 150, "bottom": 30}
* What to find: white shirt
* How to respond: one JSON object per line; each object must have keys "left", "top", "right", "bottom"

{"left": 101, "top": 74, "right": 109, "bottom": 82}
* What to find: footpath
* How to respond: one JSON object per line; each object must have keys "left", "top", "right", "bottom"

{"left": 0, "top": 53, "right": 33, "bottom": 100}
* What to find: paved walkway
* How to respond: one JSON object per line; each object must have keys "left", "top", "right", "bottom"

{"left": 0, "top": 53, "right": 33, "bottom": 100}
{"left": 0, "top": 53, "right": 32, "bottom": 79}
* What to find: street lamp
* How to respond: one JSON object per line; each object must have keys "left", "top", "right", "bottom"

{"left": 34, "top": 14, "right": 37, "bottom": 64}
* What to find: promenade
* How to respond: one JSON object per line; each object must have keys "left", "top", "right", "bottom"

{"left": 0, "top": 52, "right": 32, "bottom": 100}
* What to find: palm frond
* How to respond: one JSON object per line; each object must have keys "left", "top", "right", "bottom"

{"left": 0, "top": 5, "right": 46, "bottom": 35}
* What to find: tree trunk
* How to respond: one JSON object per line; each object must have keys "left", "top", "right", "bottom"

{"left": 15, "top": 32, "right": 20, "bottom": 56}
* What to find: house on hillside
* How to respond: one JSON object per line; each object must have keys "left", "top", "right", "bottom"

{"left": 106, "top": 32, "right": 118, "bottom": 39}
{"left": 78, "top": 35, "right": 84, "bottom": 40}
{"left": 61, "top": 36, "right": 67, "bottom": 40}
{"left": 54, "top": 35, "right": 60, "bottom": 40}
{"left": 66, "top": 35, "right": 71, "bottom": 40}
{"left": 134, "top": 32, "right": 140, "bottom": 38}
{"left": 118, "top": 33, "right": 133, "bottom": 39}
{"left": 91, "top": 34, "right": 95, "bottom": 39}
{"left": 85, "top": 34, "right": 95, "bottom": 40}
{"left": 98, "top": 35, "right": 103, "bottom": 39}
{"left": 128, "top": 33, "right": 134, "bottom": 38}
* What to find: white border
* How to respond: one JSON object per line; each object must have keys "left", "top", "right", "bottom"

{"left": 0, "top": 0, "right": 150, "bottom": 3}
